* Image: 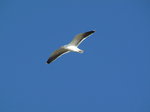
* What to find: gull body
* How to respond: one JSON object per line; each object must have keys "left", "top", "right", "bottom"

{"left": 62, "top": 45, "right": 84, "bottom": 53}
{"left": 46, "top": 30, "right": 95, "bottom": 64}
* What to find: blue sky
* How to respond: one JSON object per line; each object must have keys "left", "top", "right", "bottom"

{"left": 0, "top": 0, "right": 150, "bottom": 112}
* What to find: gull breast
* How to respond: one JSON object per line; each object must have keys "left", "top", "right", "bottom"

{"left": 65, "top": 45, "right": 80, "bottom": 52}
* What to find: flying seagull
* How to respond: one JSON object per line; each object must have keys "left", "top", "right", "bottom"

{"left": 46, "top": 30, "right": 95, "bottom": 64}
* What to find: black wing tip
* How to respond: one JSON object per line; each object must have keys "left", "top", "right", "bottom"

{"left": 87, "top": 30, "right": 96, "bottom": 34}
{"left": 83, "top": 30, "right": 95, "bottom": 36}
{"left": 91, "top": 30, "right": 96, "bottom": 33}
{"left": 46, "top": 60, "right": 51, "bottom": 64}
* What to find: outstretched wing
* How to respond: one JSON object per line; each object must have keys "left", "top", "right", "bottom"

{"left": 69, "top": 30, "right": 95, "bottom": 46}
{"left": 46, "top": 47, "right": 69, "bottom": 64}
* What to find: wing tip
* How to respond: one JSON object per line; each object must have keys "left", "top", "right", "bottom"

{"left": 46, "top": 61, "right": 50, "bottom": 64}
{"left": 91, "top": 30, "right": 96, "bottom": 33}
{"left": 86, "top": 30, "right": 95, "bottom": 34}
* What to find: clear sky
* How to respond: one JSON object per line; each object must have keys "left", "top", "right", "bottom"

{"left": 0, "top": 0, "right": 150, "bottom": 112}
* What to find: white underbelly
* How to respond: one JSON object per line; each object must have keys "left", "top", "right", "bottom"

{"left": 66, "top": 45, "right": 80, "bottom": 52}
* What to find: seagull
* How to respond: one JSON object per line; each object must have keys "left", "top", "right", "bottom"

{"left": 46, "top": 30, "right": 95, "bottom": 64}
